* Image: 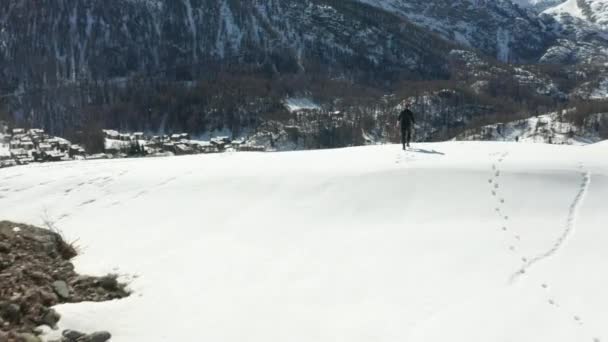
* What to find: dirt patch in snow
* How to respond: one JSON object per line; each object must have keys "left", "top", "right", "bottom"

{"left": 0, "top": 221, "right": 129, "bottom": 342}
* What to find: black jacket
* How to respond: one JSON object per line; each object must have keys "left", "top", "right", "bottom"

{"left": 399, "top": 109, "right": 415, "bottom": 128}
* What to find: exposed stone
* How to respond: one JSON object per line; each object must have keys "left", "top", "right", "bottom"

{"left": 40, "top": 308, "right": 60, "bottom": 328}
{"left": 0, "top": 242, "right": 10, "bottom": 254}
{"left": 96, "top": 277, "right": 118, "bottom": 292}
{"left": 16, "top": 332, "right": 42, "bottom": 342}
{"left": 62, "top": 329, "right": 86, "bottom": 341}
{"left": 0, "top": 303, "right": 22, "bottom": 323}
{"left": 52, "top": 281, "right": 70, "bottom": 300}
{"left": 78, "top": 331, "right": 111, "bottom": 342}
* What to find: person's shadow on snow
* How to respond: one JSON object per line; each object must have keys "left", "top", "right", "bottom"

{"left": 410, "top": 148, "right": 445, "bottom": 155}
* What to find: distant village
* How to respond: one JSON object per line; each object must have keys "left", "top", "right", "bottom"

{"left": 0, "top": 122, "right": 265, "bottom": 169}
{"left": 101, "top": 130, "right": 265, "bottom": 157}
{"left": 0, "top": 126, "right": 86, "bottom": 168}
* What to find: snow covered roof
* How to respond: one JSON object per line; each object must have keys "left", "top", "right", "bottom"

{"left": 0, "top": 146, "right": 10, "bottom": 158}
{"left": 45, "top": 151, "right": 65, "bottom": 157}
{"left": 10, "top": 148, "right": 28, "bottom": 156}
{"left": 104, "top": 139, "right": 131, "bottom": 151}
{"left": 284, "top": 97, "right": 321, "bottom": 113}
{"left": 28, "top": 128, "right": 45, "bottom": 135}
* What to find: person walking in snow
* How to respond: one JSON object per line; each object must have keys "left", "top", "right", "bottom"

{"left": 398, "top": 105, "right": 416, "bottom": 150}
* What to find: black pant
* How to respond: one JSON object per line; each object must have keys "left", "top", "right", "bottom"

{"left": 401, "top": 126, "right": 412, "bottom": 149}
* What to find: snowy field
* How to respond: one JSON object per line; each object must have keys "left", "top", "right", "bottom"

{"left": 0, "top": 141, "right": 607, "bottom": 342}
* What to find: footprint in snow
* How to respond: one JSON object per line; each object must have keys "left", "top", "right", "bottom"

{"left": 492, "top": 191, "right": 497, "bottom": 196}
{"left": 494, "top": 183, "right": 499, "bottom": 189}
{"left": 500, "top": 198, "right": 505, "bottom": 203}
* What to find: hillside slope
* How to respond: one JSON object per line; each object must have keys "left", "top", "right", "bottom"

{"left": 0, "top": 142, "right": 607, "bottom": 341}
{"left": 0, "top": 0, "right": 453, "bottom": 92}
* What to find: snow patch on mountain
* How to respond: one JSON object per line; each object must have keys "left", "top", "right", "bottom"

{"left": 544, "top": 0, "right": 586, "bottom": 20}
{"left": 284, "top": 98, "right": 321, "bottom": 113}
{"left": 513, "top": 0, "right": 566, "bottom": 11}
{"left": 544, "top": 0, "right": 608, "bottom": 28}
{"left": 590, "top": 78, "right": 608, "bottom": 99}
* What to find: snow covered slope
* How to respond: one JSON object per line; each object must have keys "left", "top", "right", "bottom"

{"left": 1, "top": 142, "right": 607, "bottom": 342}
{"left": 544, "top": 0, "right": 608, "bottom": 28}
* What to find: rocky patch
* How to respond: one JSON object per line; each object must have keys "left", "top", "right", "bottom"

{"left": 0, "top": 221, "right": 129, "bottom": 342}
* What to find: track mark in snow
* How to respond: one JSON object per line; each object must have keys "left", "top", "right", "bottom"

{"left": 488, "top": 151, "right": 529, "bottom": 267}
{"left": 157, "top": 176, "right": 178, "bottom": 187}
{"left": 58, "top": 213, "right": 71, "bottom": 221}
{"left": 510, "top": 167, "right": 591, "bottom": 283}
{"left": 501, "top": 162, "right": 597, "bottom": 334}
{"left": 79, "top": 199, "right": 96, "bottom": 207}
{"left": 1, "top": 173, "right": 23, "bottom": 181}
{"left": 133, "top": 190, "right": 148, "bottom": 199}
